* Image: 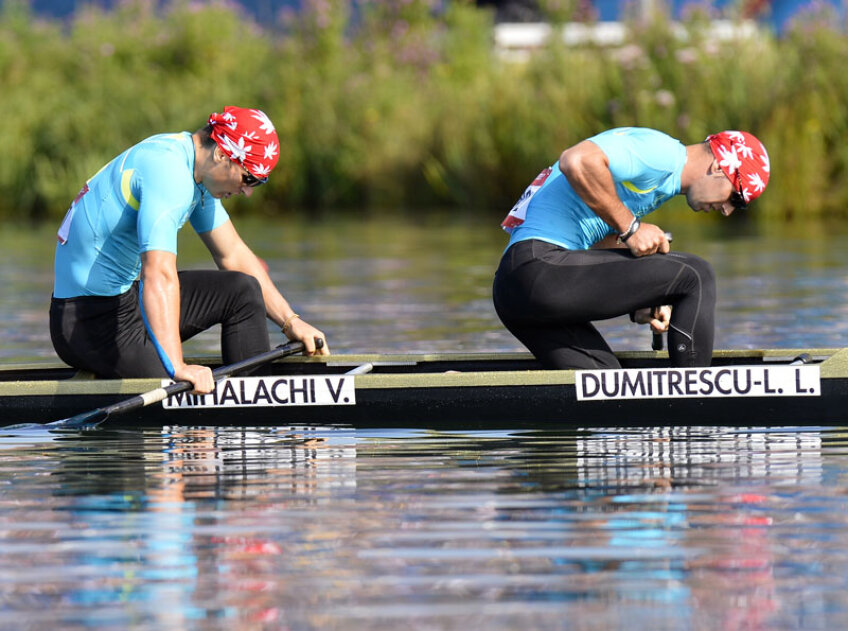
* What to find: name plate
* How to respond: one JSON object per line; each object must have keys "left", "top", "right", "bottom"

{"left": 162, "top": 376, "right": 355, "bottom": 409}
{"left": 576, "top": 366, "right": 820, "bottom": 402}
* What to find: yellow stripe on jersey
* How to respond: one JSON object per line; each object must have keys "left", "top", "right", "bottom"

{"left": 622, "top": 180, "right": 657, "bottom": 195}
{"left": 121, "top": 169, "right": 140, "bottom": 210}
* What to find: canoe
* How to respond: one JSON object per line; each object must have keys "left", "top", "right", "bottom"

{"left": 1, "top": 348, "right": 846, "bottom": 429}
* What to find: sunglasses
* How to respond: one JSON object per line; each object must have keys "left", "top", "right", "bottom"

{"left": 240, "top": 166, "right": 267, "bottom": 188}
{"left": 729, "top": 190, "right": 747, "bottom": 211}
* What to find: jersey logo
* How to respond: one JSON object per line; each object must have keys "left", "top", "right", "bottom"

{"left": 121, "top": 169, "right": 140, "bottom": 210}
{"left": 622, "top": 180, "right": 657, "bottom": 195}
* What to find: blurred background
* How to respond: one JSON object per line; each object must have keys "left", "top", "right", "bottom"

{"left": 3, "top": 0, "right": 846, "bottom": 225}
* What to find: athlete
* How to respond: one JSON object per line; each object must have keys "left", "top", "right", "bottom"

{"left": 50, "top": 106, "right": 328, "bottom": 394}
{"left": 493, "top": 127, "right": 770, "bottom": 369}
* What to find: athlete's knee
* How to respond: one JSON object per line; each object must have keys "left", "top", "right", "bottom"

{"left": 219, "top": 272, "right": 265, "bottom": 315}
{"left": 229, "top": 271, "right": 262, "bottom": 298}
{"left": 692, "top": 255, "right": 716, "bottom": 299}
{"left": 674, "top": 253, "right": 716, "bottom": 297}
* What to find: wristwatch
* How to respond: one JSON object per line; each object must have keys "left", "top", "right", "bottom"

{"left": 617, "top": 217, "right": 641, "bottom": 244}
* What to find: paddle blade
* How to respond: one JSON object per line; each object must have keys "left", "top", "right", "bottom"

{"left": 45, "top": 408, "right": 110, "bottom": 430}
{"left": 3, "top": 407, "right": 107, "bottom": 432}
{"left": 2, "top": 421, "right": 62, "bottom": 432}
{"left": 16, "top": 337, "right": 316, "bottom": 432}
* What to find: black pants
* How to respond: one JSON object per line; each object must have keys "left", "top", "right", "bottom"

{"left": 50, "top": 270, "right": 270, "bottom": 378}
{"left": 492, "top": 240, "right": 716, "bottom": 369}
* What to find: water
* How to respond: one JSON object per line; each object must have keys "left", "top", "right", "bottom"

{"left": 4, "top": 211, "right": 848, "bottom": 364}
{"left": 3, "top": 211, "right": 848, "bottom": 628}
{"left": 2, "top": 425, "right": 848, "bottom": 629}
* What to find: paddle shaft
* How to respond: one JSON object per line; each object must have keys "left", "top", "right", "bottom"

{"left": 651, "top": 324, "right": 664, "bottom": 351}
{"left": 46, "top": 339, "right": 315, "bottom": 430}
{"left": 345, "top": 363, "right": 374, "bottom": 375}
{"left": 651, "top": 232, "right": 674, "bottom": 351}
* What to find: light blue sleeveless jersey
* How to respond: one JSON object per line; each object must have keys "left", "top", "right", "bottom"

{"left": 507, "top": 127, "right": 687, "bottom": 251}
{"left": 53, "top": 132, "right": 229, "bottom": 298}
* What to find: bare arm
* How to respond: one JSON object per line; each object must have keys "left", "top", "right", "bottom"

{"left": 140, "top": 250, "right": 215, "bottom": 393}
{"left": 198, "top": 220, "right": 329, "bottom": 355}
{"left": 590, "top": 234, "right": 625, "bottom": 249}
{"left": 560, "top": 141, "right": 669, "bottom": 256}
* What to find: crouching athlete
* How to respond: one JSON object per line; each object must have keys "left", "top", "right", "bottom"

{"left": 493, "top": 127, "right": 770, "bottom": 370}
{"left": 50, "top": 106, "right": 328, "bottom": 394}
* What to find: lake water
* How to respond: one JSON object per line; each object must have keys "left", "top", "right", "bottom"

{"left": 4, "top": 210, "right": 848, "bottom": 363}
{"left": 2, "top": 210, "right": 848, "bottom": 629}
{"left": 3, "top": 424, "right": 848, "bottom": 630}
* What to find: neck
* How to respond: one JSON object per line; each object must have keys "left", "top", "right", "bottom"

{"left": 191, "top": 132, "right": 206, "bottom": 184}
{"left": 680, "top": 143, "right": 713, "bottom": 193}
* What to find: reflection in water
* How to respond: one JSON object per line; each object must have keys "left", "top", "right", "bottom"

{"left": 577, "top": 427, "right": 824, "bottom": 487}
{"left": 1, "top": 426, "right": 848, "bottom": 629}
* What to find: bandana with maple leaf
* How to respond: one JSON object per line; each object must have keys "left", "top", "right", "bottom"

{"left": 208, "top": 106, "right": 280, "bottom": 180}
{"left": 706, "top": 131, "right": 770, "bottom": 204}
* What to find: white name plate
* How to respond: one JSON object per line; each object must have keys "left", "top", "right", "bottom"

{"left": 576, "top": 366, "right": 820, "bottom": 402}
{"left": 162, "top": 376, "right": 355, "bottom": 409}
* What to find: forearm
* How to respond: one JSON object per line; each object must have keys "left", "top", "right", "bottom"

{"left": 591, "top": 234, "right": 626, "bottom": 249}
{"left": 215, "top": 242, "right": 295, "bottom": 328}
{"left": 262, "top": 284, "right": 296, "bottom": 330}
{"left": 200, "top": 222, "right": 327, "bottom": 354}
{"left": 140, "top": 267, "right": 185, "bottom": 373}
{"left": 224, "top": 250, "right": 325, "bottom": 349}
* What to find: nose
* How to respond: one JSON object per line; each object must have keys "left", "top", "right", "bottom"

{"left": 241, "top": 186, "right": 254, "bottom": 198}
{"left": 720, "top": 201, "right": 735, "bottom": 217}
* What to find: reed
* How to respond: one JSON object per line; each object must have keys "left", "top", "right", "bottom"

{"left": 0, "top": 0, "right": 845, "bottom": 222}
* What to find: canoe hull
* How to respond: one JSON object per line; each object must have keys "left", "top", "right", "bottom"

{"left": 2, "top": 349, "right": 846, "bottom": 428}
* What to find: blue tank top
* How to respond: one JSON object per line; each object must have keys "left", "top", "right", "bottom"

{"left": 505, "top": 127, "right": 687, "bottom": 251}
{"left": 53, "top": 132, "right": 229, "bottom": 298}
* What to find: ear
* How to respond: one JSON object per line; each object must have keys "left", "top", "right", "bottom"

{"left": 707, "top": 158, "right": 722, "bottom": 176}
{"left": 213, "top": 146, "right": 229, "bottom": 164}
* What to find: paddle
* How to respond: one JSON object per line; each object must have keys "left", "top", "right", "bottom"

{"left": 651, "top": 232, "right": 674, "bottom": 352}
{"left": 790, "top": 353, "right": 813, "bottom": 365}
{"left": 345, "top": 363, "right": 374, "bottom": 375}
{"left": 7, "top": 339, "right": 320, "bottom": 432}
{"left": 651, "top": 313, "right": 665, "bottom": 351}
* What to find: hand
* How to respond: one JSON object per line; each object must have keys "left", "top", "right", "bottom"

{"left": 633, "top": 305, "right": 671, "bottom": 333}
{"left": 286, "top": 317, "right": 330, "bottom": 356}
{"left": 174, "top": 363, "right": 215, "bottom": 395}
{"left": 625, "top": 223, "right": 670, "bottom": 257}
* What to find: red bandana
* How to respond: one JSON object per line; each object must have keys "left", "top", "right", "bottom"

{"left": 208, "top": 106, "right": 280, "bottom": 180}
{"left": 706, "top": 131, "right": 770, "bottom": 204}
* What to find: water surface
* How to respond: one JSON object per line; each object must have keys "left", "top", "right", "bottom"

{"left": 2, "top": 425, "right": 848, "bottom": 629}
{"left": 3, "top": 211, "right": 848, "bottom": 363}
{"left": 2, "top": 212, "right": 848, "bottom": 629}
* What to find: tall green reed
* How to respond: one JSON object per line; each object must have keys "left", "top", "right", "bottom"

{"left": 0, "top": 0, "right": 845, "bottom": 222}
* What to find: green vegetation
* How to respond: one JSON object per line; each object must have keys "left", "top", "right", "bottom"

{"left": 1, "top": 0, "right": 846, "bottom": 223}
